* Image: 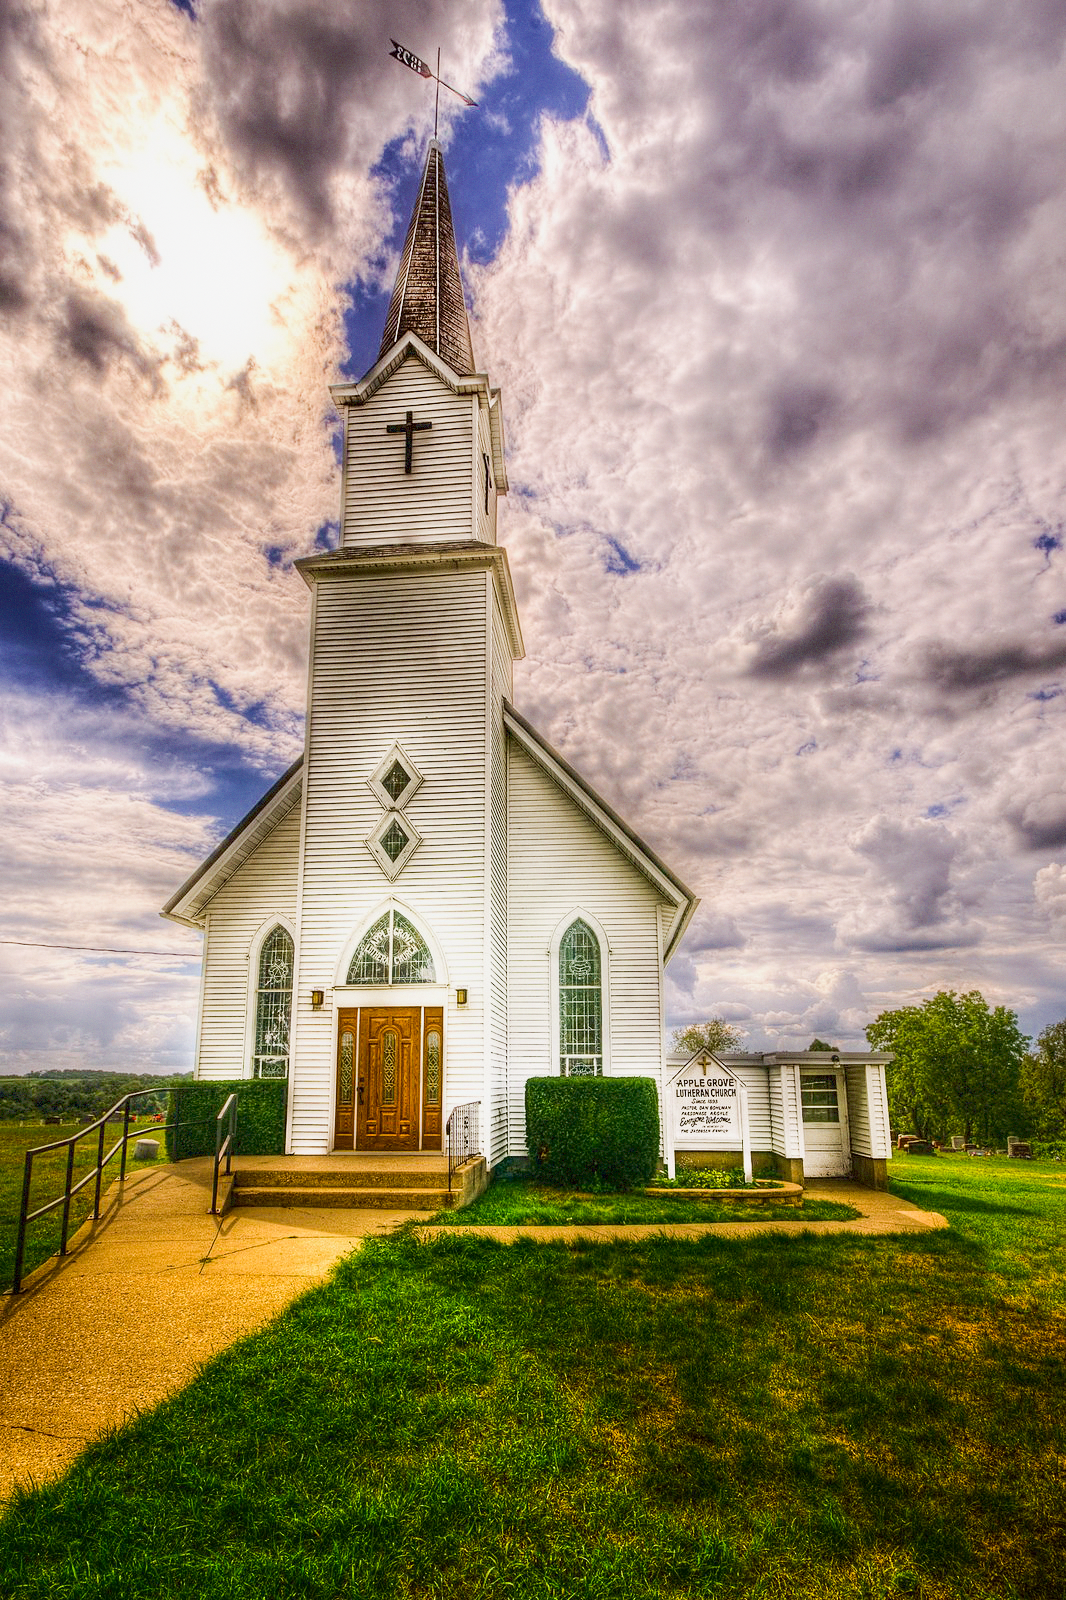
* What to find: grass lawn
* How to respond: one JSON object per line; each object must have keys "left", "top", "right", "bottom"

{"left": 0, "top": 1156, "right": 1063, "bottom": 1598}
{"left": 0, "top": 1122, "right": 160, "bottom": 1292}
{"left": 436, "top": 1172, "right": 858, "bottom": 1225}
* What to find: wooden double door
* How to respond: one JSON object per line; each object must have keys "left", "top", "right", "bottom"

{"left": 334, "top": 1006, "right": 443, "bottom": 1151}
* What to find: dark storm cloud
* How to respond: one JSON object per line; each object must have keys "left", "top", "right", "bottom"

{"left": 57, "top": 290, "right": 160, "bottom": 381}
{"left": 198, "top": 0, "right": 487, "bottom": 238}
{"left": 1008, "top": 804, "right": 1066, "bottom": 853}
{"left": 749, "top": 575, "right": 869, "bottom": 678}
{"left": 765, "top": 382, "right": 839, "bottom": 457}
{"left": 924, "top": 635, "right": 1066, "bottom": 695}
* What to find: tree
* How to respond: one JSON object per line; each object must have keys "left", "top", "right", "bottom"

{"left": 671, "top": 1018, "right": 744, "bottom": 1056}
{"left": 1020, "top": 1021, "right": 1066, "bottom": 1139}
{"left": 866, "top": 990, "right": 1028, "bottom": 1144}
{"left": 808, "top": 1038, "right": 836, "bottom": 1052}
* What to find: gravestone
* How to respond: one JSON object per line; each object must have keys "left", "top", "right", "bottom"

{"left": 905, "top": 1139, "right": 934, "bottom": 1155}
{"left": 950, "top": 1136, "right": 965, "bottom": 1150}
{"left": 133, "top": 1138, "right": 160, "bottom": 1161}
{"left": 1007, "top": 1140, "right": 1033, "bottom": 1159}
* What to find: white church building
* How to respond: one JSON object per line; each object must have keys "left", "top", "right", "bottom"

{"left": 164, "top": 141, "right": 892, "bottom": 1187}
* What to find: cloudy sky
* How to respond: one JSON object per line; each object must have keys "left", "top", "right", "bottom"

{"left": 1, "top": 0, "right": 1065, "bottom": 1074}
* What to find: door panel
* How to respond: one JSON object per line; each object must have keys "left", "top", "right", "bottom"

{"left": 421, "top": 1007, "right": 443, "bottom": 1147}
{"left": 334, "top": 1010, "right": 359, "bottom": 1150}
{"left": 800, "top": 1070, "right": 850, "bottom": 1177}
{"left": 357, "top": 1008, "right": 420, "bottom": 1151}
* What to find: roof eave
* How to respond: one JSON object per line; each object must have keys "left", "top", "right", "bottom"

{"left": 161, "top": 757, "right": 304, "bottom": 927}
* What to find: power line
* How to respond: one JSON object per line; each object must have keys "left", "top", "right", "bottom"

{"left": 0, "top": 939, "right": 197, "bottom": 958}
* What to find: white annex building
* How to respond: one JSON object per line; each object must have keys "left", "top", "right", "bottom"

{"left": 164, "top": 142, "right": 892, "bottom": 1187}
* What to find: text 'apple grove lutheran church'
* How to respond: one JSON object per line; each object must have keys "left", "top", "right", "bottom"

{"left": 164, "top": 141, "right": 893, "bottom": 1186}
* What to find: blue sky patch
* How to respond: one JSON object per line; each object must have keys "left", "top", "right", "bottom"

{"left": 604, "top": 537, "right": 643, "bottom": 576}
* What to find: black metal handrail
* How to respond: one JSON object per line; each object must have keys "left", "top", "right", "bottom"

{"left": 445, "top": 1101, "right": 481, "bottom": 1192}
{"left": 210, "top": 1094, "right": 238, "bottom": 1216}
{"left": 11, "top": 1088, "right": 225, "bottom": 1293}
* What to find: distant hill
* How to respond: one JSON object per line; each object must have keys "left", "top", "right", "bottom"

{"left": 0, "top": 1071, "right": 192, "bottom": 1122}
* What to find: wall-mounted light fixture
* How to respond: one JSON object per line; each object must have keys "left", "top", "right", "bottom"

{"left": 311, "top": 989, "right": 324, "bottom": 1010}
{"left": 456, "top": 988, "right": 468, "bottom": 1007}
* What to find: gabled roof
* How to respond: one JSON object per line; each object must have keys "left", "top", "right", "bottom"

{"left": 329, "top": 333, "right": 508, "bottom": 493}
{"left": 161, "top": 758, "right": 303, "bottom": 929}
{"left": 378, "top": 139, "right": 474, "bottom": 378}
{"left": 503, "top": 702, "right": 699, "bottom": 959}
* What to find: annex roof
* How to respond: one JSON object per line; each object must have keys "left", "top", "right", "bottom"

{"left": 378, "top": 139, "right": 474, "bottom": 378}
{"left": 503, "top": 702, "right": 699, "bottom": 959}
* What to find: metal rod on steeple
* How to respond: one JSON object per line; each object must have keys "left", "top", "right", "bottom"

{"left": 434, "top": 48, "right": 440, "bottom": 138}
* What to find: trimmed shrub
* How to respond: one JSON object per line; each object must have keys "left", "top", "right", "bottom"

{"left": 166, "top": 1079, "right": 287, "bottom": 1160}
{"left": 525, "top": 1076, "right": 660, "bottom": 1190}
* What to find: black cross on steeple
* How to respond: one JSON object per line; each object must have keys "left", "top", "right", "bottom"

{"left": 386, "top": 410, "right": 432, "bottom": 473}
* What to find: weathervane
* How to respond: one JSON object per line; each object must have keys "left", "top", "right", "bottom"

{"left": 388, "top": 39, "right": 477, "bottom": 137}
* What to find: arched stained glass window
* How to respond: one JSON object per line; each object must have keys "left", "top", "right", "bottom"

{"left": 559, "top": 919, "right": 602, "bottom": 1076}
{"left": 347, "top": 910, "right": 435, "bottom": 985}
{"left": 253, "top": 926, "right": 293, "bottom": 1079}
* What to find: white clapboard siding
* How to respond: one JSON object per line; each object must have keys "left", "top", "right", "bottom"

{"left": 474, "top": 400, "right": 498, "bottom": 546}
{"left": 768, "top": 1062, "right": 805, "bottom": 1158}
{"left": 343, "top": 359, "right": 476, "bottom": 545}
{"left": 506, "top": 739, "right": 668, "bottom": 1157}
{"left": 843, "top": 1063, "right": 892, "bottom": 1159}
{"left": 289, "top": 566, "right": 491, "bottom": 1152}
{"left": 845, "top": 1064, "right": 872, "bottom": 1156}
{"left": 196, "top": 794, "right": 302, "bottom": 1079}
{"left": 488, "top": 590, "right": 513, "bottom": 1158}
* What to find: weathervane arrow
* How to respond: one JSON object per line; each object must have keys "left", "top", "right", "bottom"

{"left": 389, "top": 39, "right": 477, "bottom": 132}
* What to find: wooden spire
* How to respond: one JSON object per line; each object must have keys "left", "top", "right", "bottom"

{"left": 378, "top": 140, "right": 475, "bottom": 378}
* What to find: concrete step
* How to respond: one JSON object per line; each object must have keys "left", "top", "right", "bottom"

{"left": 233, "top": 1184, "right": 456, "bottom": 1211}
{"left": 233, "top": 1166, "right": 448, "bottom": 1191}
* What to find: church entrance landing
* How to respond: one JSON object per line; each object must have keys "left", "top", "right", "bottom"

{"left": 334, "top": 1006, "right": 443, "bottom": 1151}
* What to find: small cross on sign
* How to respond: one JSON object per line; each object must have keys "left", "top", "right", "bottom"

{"left": 386, "top": 410, "right": 432, "bottom": 473}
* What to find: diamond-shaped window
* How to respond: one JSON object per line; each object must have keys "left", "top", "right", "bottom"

{"left": 380, "top": 817, "right": 409, "bottom": 861}
{"left": 382, "top": 760, "right": 410, "bottom": 802}
{"left": 366, "top": 809, "right": 422, "bottom": 879}
{"left": 368, "top": 744, "right": 423, "bottom": 811}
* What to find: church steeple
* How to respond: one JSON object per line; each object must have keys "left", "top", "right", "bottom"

{"left": 378, "top": 139, "right": 475, "bottom": 377}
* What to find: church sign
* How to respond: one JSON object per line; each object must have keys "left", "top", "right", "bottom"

{"left": 664, "top": 1051, "right": 752, "bottom": 1182}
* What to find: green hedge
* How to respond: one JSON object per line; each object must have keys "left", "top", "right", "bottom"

{"left": 1031, "top": 1140, "right": 1066, "bottom": 1161}
{"left": 165, "top": 1079, "right": 287, "bottom": 1161}
{"left": 525, "top": 1076, "right": 660, "bottom": 1190}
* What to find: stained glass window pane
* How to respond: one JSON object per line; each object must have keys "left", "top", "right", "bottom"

{"left": 347, "top": 911, "right": 435, "bottom": 985}
{"left": 392, "top": 912, "right": 434, "bottom": 983}
{"left": 348, "top": 914, "right": 391, "bottom": 984}
{"left": 559, "top": 920, "right": 602, "bottom": 1076}
{"left": 381, "top": 1029, "right": 397, "bottom": 1106}
{"left": 338, "top": 1031, "right": 354, "bottom": 1106}
{"left": 253, "top": 926, "right": 293, "bottom": 1079}
{"left": 381, "top": 818, "right": 409, "bottom": 861}
{"left": 426, "top": 1030, "right": 441, "bottom": 1102}
{"left": 382, "top": 760, "right": 410, "bottom": 801}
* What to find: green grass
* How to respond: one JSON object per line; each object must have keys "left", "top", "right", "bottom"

{"left": 0, "top": 1121, "right": 160, "bottom": 1292}
{"left": 0, "top": 1158, "right": 1063, "bottom": 1598}
{"left": 437, "top": 1172, "right": 857, "bottom": 1226}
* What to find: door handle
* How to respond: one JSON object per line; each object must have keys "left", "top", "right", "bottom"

{"left": 357, "top": 1081, "right": 364, "bottom": 1105}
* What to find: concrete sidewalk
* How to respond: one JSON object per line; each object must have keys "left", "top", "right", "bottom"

{"left": 0, "top": 1159, "right": 430, "bottom": 1499}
